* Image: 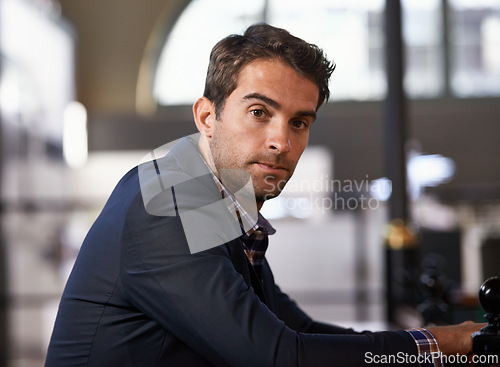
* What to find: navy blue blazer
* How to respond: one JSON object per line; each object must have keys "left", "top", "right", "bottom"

{"left": 45, "top": 136, "right": 419, "bottom": 366}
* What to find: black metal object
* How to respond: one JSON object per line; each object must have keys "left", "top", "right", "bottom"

{"left": 383, "top": 0, "right": 418, "bottom": 325}
{"left": 472, "top": 277, "right": 500, "bottom": 366}
{"left": 383, "top": 0, "right": 407, "bottom": 223}
{"left": 417, "top": 253, "right": 452, "bottom": 325}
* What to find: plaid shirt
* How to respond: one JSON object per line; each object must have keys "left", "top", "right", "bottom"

{"left": 204, "top": 158, "right": 442, "bottom": 367}
{"left": 204, "top": 163, "right": 275, "bottom": 275}
{"left": 239, "top": 214, "right": 276, "bottom": 276}
{"left": 407, "top": 329, "right": 444, "bottom": 367}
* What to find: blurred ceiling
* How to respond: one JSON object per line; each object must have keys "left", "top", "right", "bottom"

{"left": 59, "top": 0, "right": 189, "bottom": 114}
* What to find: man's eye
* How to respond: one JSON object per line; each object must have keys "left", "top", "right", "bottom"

{"left": 251, "top": 109, "right": 265, "bottom": 118}
{"left": 292, "top": 120, "right": 306, "bottom": 129}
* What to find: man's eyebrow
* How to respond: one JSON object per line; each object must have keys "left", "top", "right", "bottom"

{"left": 242, "top": 92, "right": 317, "bottom": 120}
{"left": 297, "top": 110, "right": 317, "bottom": 120}
{"left": 242, "top": 93, "right": 280, "bottom": 109}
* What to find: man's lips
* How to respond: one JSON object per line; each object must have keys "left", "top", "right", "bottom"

{"left": 253, "top": 162, "right": 288, "bottom": 173}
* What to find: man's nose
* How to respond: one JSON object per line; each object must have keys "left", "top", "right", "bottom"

{"left": 267, "top": 121, "right": 291, "bottom": 154}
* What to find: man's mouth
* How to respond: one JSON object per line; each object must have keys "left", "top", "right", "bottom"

{"left": 254, "top": 162, "right": 288, "bottom": 173}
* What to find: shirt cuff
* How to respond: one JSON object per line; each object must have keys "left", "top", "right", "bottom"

{"left": 406, "top": 328, "right": 444, "bottom": 367}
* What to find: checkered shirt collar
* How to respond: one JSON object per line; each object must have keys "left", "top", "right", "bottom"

{"left": 202, "top": 156, "right": 275, "bottom": 238}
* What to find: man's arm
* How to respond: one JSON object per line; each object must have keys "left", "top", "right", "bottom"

{"left": 270, "top": 271, "right": 485, "bottom": 365}
{"left": 122, "top": 193, "right": 424, "bottom": 366}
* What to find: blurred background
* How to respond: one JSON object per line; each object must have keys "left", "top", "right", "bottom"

{"left": 0, "top": 0, "right": 499, "bottom": 366}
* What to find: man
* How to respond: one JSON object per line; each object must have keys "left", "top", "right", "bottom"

{"left": 45, "top": 23, "right": 482, "bottom": 366}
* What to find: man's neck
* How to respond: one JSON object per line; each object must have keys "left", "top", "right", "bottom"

{"left": 197, "top": 133, "right": 217, "bottom": 173}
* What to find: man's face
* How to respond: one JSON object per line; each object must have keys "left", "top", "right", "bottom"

{"left": 208, "top": 58, "right": 319, "bottom": 205}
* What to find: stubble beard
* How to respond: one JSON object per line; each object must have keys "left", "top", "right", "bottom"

{"left": 208, "top": 128, "right": 294, "bottom": 206}
{"left": 254, "top": 174, "right": 290, "bottom": 203}
{"left": 208, "top": 133, "right": 253, "bottom": 197}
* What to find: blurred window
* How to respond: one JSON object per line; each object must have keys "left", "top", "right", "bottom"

{"left": 153, "top": 0, "right": 499, "bottom": 105}
{"left": 402, "top": 0, "right": 444, "bottom": 97}
{"left": 448, "top": 0, "right": 500, "bottom": 97}
{"left": 266, "top": 0, "right": 386, "bottom": 101}
{"left": 153, "top": 0, "right": 265, "bottom": 106}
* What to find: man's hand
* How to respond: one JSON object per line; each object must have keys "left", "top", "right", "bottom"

{"left": 427, "top": 321, "right": 487, "bottom": 356}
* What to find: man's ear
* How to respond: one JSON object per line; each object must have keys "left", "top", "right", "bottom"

{"left": 193, "top": 97, "right": 216, "bottom": 137}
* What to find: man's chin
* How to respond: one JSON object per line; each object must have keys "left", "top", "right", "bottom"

{"left": 256, "top": 190, "right": 282, "bottom": 203}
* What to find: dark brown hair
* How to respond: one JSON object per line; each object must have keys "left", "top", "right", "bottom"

{"left": 203, "top": 23, "right": 335, "bottom": 118}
